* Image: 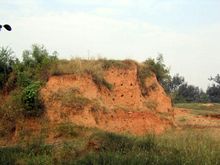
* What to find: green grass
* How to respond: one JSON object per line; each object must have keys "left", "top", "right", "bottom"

{"left": 76, "top": 131, "right": 220, "bottom": 165}
{"left": 175, "top": 103, "right": 220, "bottom": 116}
{"left": 56, "top": 123, "right": 79, "bottom": 138}
{"left": 0, "top": 138, "right": 53, "bottom": 165}
{"left": 0, "top": 130, "right": 219, "bottom": 165}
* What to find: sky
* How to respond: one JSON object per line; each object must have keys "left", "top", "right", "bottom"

{"left": 1, "top": 0, "right": 220, "bottom": 89}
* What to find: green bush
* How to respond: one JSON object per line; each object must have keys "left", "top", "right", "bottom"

{"left": 144, "top": 55, "right": 170, "bottom": 84}
{"left": 18, "top": 44, "right": 58, "bottom": 84}
{"left": 144, "top": 55, "right": 171, "bottom": 93}
{"left": 21, "top": 81, "right": 43, "bottom": 116}
{"left": 16, "top": 71, "right": 32, "bottom": 88}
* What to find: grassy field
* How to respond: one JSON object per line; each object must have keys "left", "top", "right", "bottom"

{"left": 175, "top": 103, "right": 220, "bottom": 116}
{"left": 0, "top": 126, "right": 219, "bottom": 165}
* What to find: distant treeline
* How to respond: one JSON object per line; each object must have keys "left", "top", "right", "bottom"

{"left": 164, "top": 74, "right": 220, "bottom": 103}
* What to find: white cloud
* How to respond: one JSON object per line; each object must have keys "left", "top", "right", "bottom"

{"left": 1, "top": 1, "right": 220, "bottom": 89}
{"left": 56, "top": 0, "right": 133, "bottom": 6}
{"left": 1, "top": 11, "right": 191, "bottom": 58}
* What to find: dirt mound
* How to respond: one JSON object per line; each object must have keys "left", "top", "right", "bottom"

{"left": 40, "top": 63, "right": 173, "bottom": 135}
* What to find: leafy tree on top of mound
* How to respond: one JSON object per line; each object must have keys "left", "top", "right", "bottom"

{"left": 144, "top": 54, "right": 171, "bottom": 92}
{"left": 16, "top": 44, "right": 58, "bottom": 87}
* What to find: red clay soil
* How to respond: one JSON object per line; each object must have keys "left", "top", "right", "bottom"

{"left": 39, "top": 65, "right": 173, "bottom": 135}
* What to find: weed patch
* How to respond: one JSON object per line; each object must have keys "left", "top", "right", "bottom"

{"left": 51, "top": 88, "right": 91, "bottom": 110}
{"left": 56, "top": 123, "right": 79, "bottom": 138}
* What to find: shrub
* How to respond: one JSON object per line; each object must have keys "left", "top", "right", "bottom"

{"left": 144, "top": 55, "right": 171, "bottom": 93}
{"left": 137, "top": 55, "right": 171, "bottom": 95}
{"left": 20, "top": 44, "right": 58, "bottom": 83}
{"left": 16, "top": 71, "right": 32, "bottom": 87}
{"left": 21, "top": 81, "right": 43, "bottom": 116}
{"left": 144, "top": 55, "right": 170, "bottom": 85}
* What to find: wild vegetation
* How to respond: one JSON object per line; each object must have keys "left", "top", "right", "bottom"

{"left": 0, "top": 128, "right": 219, "bottom": 165}
{"left": 166, "top": 74, "right": 220, "bottom": 103}
{"left": 0, "top": 45, "right": 171, "bottom": 119}
{"left": 51, "top": 88, "right": 91, "bottom": 110}
{"left": 175, "top": 102, "right": 220, "bottom": 116}
{"left": 1, "top": 45, "right": 220, "bottom": 164}
{"left": 0, "top": 44, "right": 165, "bottom": 137}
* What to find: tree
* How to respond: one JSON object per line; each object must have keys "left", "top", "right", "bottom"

{"left": 177, "top": 84, "right": 200, "bottom": 102}
{"left": 18, "top": 44, "right": 58, "bottom": 85}
{"left": 0, "top": 47, "right": 15, "bottom": 90}
{"left": 166, "top": 74, "right": 185, "bottom": 93}
{"left": 209, "top": 74, "right": 220, "bottom": 85}
{"left": 167, "top": 74, "right": 208, "bottom": 103}
{"left": 207, "top": 74, "right": 220, "bottom": 102}
{"left": 144, "top": 54, "right": 171, "bottom": 92}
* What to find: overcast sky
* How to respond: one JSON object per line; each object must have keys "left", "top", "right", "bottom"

{"left": 1, "top": 0, "right": 220, "bottom": 89}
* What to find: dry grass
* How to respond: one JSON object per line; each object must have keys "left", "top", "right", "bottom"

{"left": 50, "top": 87, "right": 91, "bottom": 110}
{"left": 144, "top": 100, "right": 158, "bottom": 111}
{"left": 50, "top": 58, "right": 135, "bottom": 90}
{"left": 137, "top": 64, "right": 153, "bottom": 96}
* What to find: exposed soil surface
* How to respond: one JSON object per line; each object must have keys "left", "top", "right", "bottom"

{"left": 39, "top": 65, "right": 173, "bottom": 136}
{"left": 174, "top": 108, "right": 220, "bottom": 129}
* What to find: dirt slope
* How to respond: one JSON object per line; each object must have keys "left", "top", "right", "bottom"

{"left": 40, "top": 63, "right": 173, "bottom": 135}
